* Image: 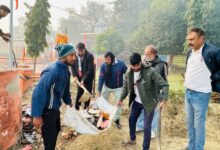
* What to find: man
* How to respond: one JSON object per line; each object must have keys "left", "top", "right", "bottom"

{"left": 98, "top": 51, "right": 127, "bottom": 129}
{"left": 0, "top": 5, "right": 11, "bottom": 42}
{"left": 117, "top": 53, "right": 169, "bottom": 150}
{"left": 32, "top": 44, "right": 76, "bottom": 150}
{"left": 184, "top": 28, "right": 220, "bottom": 150}
{"left": 71, "top": 42, "right": 95, "bottom": 110}
{"left": 136, "top": 45, "right": 168, "bottom": 138}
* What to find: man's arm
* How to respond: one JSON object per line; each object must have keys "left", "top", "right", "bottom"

{"left": 117, "top": 72, "right": 129, "bottom": 106}
{"left": 98, "top": 64, "right": 105, "bottom": 94}
{"left": 152, "top": 69, "right": 169, "bottom": 101}
{"left": 31, "top": 71, "right": 56, "bottom": 117}
{"left": 211, "top": 49, "right": 220, "bottom": 81}
{"left": 62, "top": 73, "right": 72, "bottom": 106}
{"left": 31, "top": 70, "right": 56, "bottom": 129}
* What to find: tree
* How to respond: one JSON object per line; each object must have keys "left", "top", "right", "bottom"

{"left": 202, "top": 0, "right": 220, "bottom": 47}
{"left": 129, "top": 0, "right": 187, "bottom": 68}
{"left": 111, "top": 0, "right": 151, "bottom": 39}
{"left": 93, "top": 29, "right": 124, "bottom": 55}
{"left": 185, "top": 0, "right": 205, "bottom": 28}
{"left": 24, "top": 0, "right": 50, "bottom": 74}
{"left": 57, "top": 8, "right": 87, "bottom": 44}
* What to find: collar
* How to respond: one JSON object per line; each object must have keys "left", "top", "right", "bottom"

{"left": 112, "top": 58, "right": 118, "bottom": 65}
{"left": 192, "top": 43, "right": 205, "bottom": 54}
{"left": 56, "top": 60, "right": 68, "bottom": 69}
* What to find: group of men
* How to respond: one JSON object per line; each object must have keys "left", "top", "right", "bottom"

{"left": 1, "top": 5, "right": 219, "bottom": 149}
{"left": 31, "top": 28, "right": 220, "bottom": 150}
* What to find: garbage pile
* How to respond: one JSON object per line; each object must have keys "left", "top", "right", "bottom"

{"left": 21, "top": 105, "right": 41, "bottom": 144}
{"left": 15, "top": 105, "right": 43, "bottom": 150}
{"left": 79, "top": 108, "right": 110, "bottom": 130}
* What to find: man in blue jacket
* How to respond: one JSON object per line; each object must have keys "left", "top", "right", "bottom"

{"left": 98, "top": 51, "right": 127, "bottom": 129}
{"left": 32, "top": 44, "right": 76, "bottom": 150}
{"left": 184, "top": 28, "right": 220, "bottom": 150}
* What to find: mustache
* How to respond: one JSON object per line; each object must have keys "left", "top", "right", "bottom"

{"left": 189, "top": 43, "right": 193, "bottom": 47}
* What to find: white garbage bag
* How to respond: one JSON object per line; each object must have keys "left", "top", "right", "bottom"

{"left": 63, "top": 96, "right": 117, "bottom": 135}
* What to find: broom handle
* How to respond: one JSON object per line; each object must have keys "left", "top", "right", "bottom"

{"left": 76, "top": 80, "right": 91, "bottom": 94}
{"left": 157, "top": 108, "right": 161, "bottom": 150}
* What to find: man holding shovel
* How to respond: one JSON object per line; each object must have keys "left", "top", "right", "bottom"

{"left": 71, "top": 42, "right": 95, "bottom": 110}
{"left": 32, "top": 44, "right": 76, "bottom": 150}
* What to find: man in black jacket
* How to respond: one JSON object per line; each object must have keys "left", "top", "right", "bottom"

{"left": 136, "top": 45, "right": 168, "bottom": 137}
{"left": 0, "top": 5, "right": 11, "bottom": 42}
{"left": 71, "top": 42, "right": 95, "bottom": 110}
{"left": 184, "top": 28, "right": 220, "bottom": 150}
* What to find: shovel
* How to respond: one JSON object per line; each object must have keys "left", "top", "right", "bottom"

{"left": 157, "top": 108, "right": 162, "bottom": 150}
{"left": 76, "top": 80, "right": 92, "bottom": 102}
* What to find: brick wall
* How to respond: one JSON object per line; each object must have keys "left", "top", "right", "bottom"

{"left": 0, "top": 71, "right": 21, "bottom": 150}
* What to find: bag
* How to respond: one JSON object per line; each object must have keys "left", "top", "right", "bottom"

{"left": 63, "top": 96, "right": 117, "bottom": 134}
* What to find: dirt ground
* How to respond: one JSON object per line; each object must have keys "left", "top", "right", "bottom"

{"left": 19, "top": 86, "right": 220, "bottom": 150}
{"left": 55, "top": 101, "right": 220, "bottom": 150}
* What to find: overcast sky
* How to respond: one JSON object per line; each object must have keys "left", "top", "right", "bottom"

{"left": 0, "top": 0, "right": 112, "bottom": 32}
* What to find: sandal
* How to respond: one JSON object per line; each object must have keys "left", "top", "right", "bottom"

{"left": 121, "top": 139, "right": 136, "bottom": 147}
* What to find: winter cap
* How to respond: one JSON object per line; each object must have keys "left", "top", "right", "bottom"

{"left": 55, "top": 44, "right": 75, "bottom": 58}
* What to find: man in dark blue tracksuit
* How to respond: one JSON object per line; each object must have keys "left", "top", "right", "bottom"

{"left": 31, "top": 44, "right": 76, "bottom": 150}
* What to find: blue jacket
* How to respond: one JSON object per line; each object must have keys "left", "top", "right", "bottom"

{"left": 98, "top": 59, "right": 127, "bottom": 92}
{"left": 186, "top": 43, "right": 220, "bottom": 93}
{"left": 31, "top": 61, "right": 72, "bottom": 117}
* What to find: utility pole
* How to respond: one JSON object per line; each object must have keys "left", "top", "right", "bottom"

{"left": 8, "top": 0, "right": 14, "bottom": 69}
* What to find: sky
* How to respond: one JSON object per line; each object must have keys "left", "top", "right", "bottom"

{"left": 0, "top": 0, "right": 112, "bottom": 32}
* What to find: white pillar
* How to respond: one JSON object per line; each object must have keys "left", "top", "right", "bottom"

{"left": 8, "top": 0, "right": 14, "bottom": 69}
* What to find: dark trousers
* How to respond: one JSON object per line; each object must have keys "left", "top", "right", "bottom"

{"left": 129, "top": 101, "right": 154, "bottom": 150}
{"left": 75, "top": 81, "right": 93, "bottom": 110}
{"left": 41, "top": 109, "right": 60, "bottom": 150}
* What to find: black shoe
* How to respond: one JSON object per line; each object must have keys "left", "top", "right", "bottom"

{"left": 114, "top": 119, "right": 121, "bottom": 129}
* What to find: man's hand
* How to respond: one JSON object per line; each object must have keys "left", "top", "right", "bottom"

{"left": 116, "top": 100, "right": 123, "bottom": 107}
{"left": 158, "top": 101, "right": 166, "bottom": 110}
{"left": 33, "top": 117, "right": 43, "bottom": 129}
{"left": 80, "top": 80, "right": 84, "bottom": 87}
{"left": 69, "top": 103, "right": 73, "bottom": 107}
{"left": 2, "top": 36, "right": 10, "bottom": 42}
{"left": 73, "top": 77, "right": 78, "bottom": 82}
{"left": 3, "top": 33, "right": 11, "bottom": 38}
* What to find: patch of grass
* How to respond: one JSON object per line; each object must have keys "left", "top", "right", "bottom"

{"left": 168, "top": 73, "right": 184, "bottom": 91}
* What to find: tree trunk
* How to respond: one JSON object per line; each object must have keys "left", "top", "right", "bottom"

{"left": 33, "top": 56, "right": 37, "bottom": 75}
{"left": 167, "top": 54, "right": 174, "bottom": 72}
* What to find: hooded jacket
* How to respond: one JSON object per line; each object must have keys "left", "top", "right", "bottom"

{"left": 120, "top": 63, "right": 169, "bottom": 114}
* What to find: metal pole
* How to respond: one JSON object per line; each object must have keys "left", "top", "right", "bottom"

{"left": 8, "top": 0, "right": 14, "bottom": 69}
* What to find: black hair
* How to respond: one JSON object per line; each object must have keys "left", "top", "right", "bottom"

{"left": 76, "top": 42, "right": 85, "bottom": 50}
{"left": 104, "top": 51, "right": 115, "bottom": 65}
{"left": 188, "top": 28, "right": 205, "bottom": 37}
{"left": 0, "top": 5, "right": 10, "bottom": 13}
{"left": 130, "top": 53, "right": 141, "bottom": 65}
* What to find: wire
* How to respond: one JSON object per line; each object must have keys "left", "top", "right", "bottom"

{"left": 50, "top": 4, "right": 99, "bottom": 23}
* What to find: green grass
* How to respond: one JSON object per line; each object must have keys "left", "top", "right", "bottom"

{"left": 168, "top": 73, "right": 184, "bottom": 91}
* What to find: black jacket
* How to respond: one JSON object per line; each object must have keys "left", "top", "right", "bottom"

{"left": 71, "top": 49, "right": 95, "bottom": 84}
{"left": 144, "top": 56, "right": 168, "bottom": 81}
{"left": 186, "top": 43, "right": 220, "bottom": 93}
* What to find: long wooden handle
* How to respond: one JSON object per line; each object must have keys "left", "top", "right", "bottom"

{"left": 157, "top": 108, "right": 162, "bottom": 150}
{"left": 76, "top": 80, "right": 91, "bottom": 94}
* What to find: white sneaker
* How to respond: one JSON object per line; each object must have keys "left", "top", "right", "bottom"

{"left": 151, "top": 131, "right": 156, "bottom": 139}
{"left": 136, "top": 127, "right": 144, "bottom": 132}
